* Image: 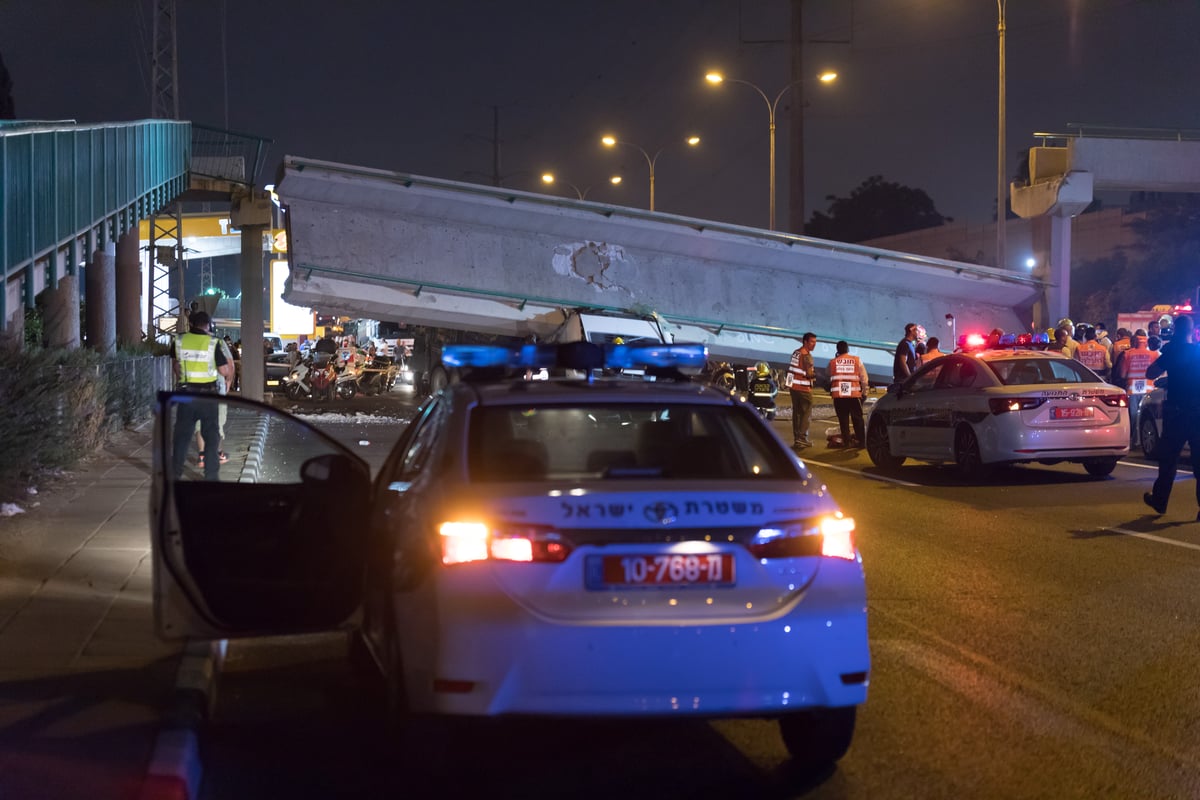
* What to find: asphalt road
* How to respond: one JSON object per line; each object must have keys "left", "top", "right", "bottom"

{"left": 198, "top": 392, "right": 1200, "bottom": 799}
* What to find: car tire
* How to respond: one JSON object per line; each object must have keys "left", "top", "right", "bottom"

{"left": 779, "top": 706, "right": 856, "bottom": 767}
{"left": 1083, "top": 457, "right": 1119, "bottom": 477}
{"left": 866, "top": 416, "right": 904, "bottom": 471}
{"left": 954, "top": 425, "right": 992, "bottom": 479}
{"left": 1139, "top": 416, "right": 1160, "bottom": 460}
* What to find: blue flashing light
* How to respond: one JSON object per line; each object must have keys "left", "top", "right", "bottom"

{"left": 442, "top": 341, "right": 708, "bottom": 372}
{"left": 605, "top": 343, "right": 708, "bottom": 370}
{"left": 441, "top": 345, "right": 512, "bottom": 368}
{"left": 997, "top": 333, "right": 1017, "bottom": 347}
{"left": 1030, "top": 332, "right": 1050, "bottom": 345}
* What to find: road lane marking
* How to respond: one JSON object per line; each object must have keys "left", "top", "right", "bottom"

{"left": 1105, "top": 527, "right": 1200, "bottom": 551}
{"left": 807, "top": 460, "right": 921, "bottom": 487}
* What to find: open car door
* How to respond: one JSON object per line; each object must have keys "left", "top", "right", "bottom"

{"left": 151, "top": 391, "right": 371, "bottom": 640}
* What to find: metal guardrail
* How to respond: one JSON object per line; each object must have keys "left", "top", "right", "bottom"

{"left": 190, "top": 124, "right": 272, "bottom": 186}
{"left": 1035, "top": 124, "right": 1200, "bottom": 145}
{"left": 1, "top": 119, "right": 192, "bottom": 333}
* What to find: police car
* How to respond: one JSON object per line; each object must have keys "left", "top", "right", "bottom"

{"left": 150, "top": 341, "right": 869, "bottom": 768}
{"left": 866, "top": 332, "right": 1130, "bottom": 477}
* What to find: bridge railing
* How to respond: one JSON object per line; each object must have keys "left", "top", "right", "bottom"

{"left": 190, "top": 124, "right": 273, "bottom": 186}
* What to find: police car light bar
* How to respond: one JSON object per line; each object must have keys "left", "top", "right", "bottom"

{"left": 442, "top": 342, "right": 708, "bottom": 372}
{"left": 605, "top": 343, "right": 708, "bottom": 370}
{"left": 957, "top": 331, "right": 1050, "bottom": 351}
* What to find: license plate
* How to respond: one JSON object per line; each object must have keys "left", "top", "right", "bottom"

{"left": 1051, "top": 406, "right": 1094, "bottom": 420}
{"left": 585, "top": 553, "right": 735, "bottom": 589}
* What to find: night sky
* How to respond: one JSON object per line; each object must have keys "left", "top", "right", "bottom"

{"left": 4, "top": 0, "right": 1198, "bottom": 232}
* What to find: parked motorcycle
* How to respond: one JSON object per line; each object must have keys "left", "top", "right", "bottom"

{"left": 358, "top": 355, "right": 399, "bottom": 396}
{"left": 283, "top": 355, "right": 336, "bottom": 401}
{"left": 334, "top": 359, "right": 363, "bottom": 400}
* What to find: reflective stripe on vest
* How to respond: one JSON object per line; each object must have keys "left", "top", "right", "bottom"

{"left": 828, "top": 355, "right": 863, "bottom": 398}
{"left": 787, "top": 349, "right": 812, "bottom": 392}
{"left": 1076, "top": 341, "right": 1107, "bottom": 371}
{"left": 176, "top": 332, "right": 219, "bottom": 384}
{"left": 1122, "top": 349, "right": 1157, "bottom": 384}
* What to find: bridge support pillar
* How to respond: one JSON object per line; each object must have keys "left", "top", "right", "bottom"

{"left": 85, "top": 242, "right": 116, "bottom": 355}
{"left": 1029, "top": 214, "right": 1072, "bottom": 331}
{"left": 116, "top": 228, "right": 142, "bottom": 347}
{"left": 239, "top": 224, "right": 267, "bottom": 402}
{"left": 43, "top": 274, "right": 81, "bottom": 349}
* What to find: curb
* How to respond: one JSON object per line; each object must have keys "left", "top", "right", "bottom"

{"left": 139, "top": 639, "right": 226, "bottom": 800}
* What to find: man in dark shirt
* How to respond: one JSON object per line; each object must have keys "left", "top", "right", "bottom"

{"left": 893, "top": 323, "right": 920, "bottom": 385}
{"left": 1143, "top": 315, "right": 1200, "bottom": 518}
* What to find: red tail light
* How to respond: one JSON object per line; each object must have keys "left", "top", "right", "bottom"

{"left": 440, "top": 522, "right": 572, "bottom": 565}
{"left": 1099, "top": 394, "right": 1128, "bottom": 408}
{"left": 988, "top": 397, "right": 1046, "bottom": 414}
{"left": 748, "top": 514, "right": 857, "bottom": 560}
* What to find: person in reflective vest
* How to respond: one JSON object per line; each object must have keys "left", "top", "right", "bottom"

{"left": 172, "top": 311, "right": 233, "bottom": 480}
{"left": 786, "top": 332, "right": 817, "bottom": 450}
{"left": 1118, "top": 331, "right": 1159, "bottom": 447}
{"left": 747, "top": 361, "right": 779, "bottom": 417}
{"left": 1074, "top": 328, "right": 1112, "bottom": 380}
{"left": 827, "top": 341, "right": 869, "bottom": 448}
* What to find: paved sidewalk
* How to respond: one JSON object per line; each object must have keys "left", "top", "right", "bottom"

{"left": 0, "top": 422, "right": 183, "bottom": 800}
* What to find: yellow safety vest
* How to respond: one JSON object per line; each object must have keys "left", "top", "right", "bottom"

{"left": 175, "top": 332, "right": 219, "bottom": 385}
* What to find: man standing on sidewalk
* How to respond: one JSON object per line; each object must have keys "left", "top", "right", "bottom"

{"left": 787, "top": 332, "right": 817, "bottom": 451}
{"left": 893, "top": 323, "right": 920, "bottom": 385}
{"left": 172, "top": 311, "right": 233, "bottom": 480}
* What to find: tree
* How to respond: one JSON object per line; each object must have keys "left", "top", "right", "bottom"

{"left": 804, "top": 175, "right": 952, "bottom": 243}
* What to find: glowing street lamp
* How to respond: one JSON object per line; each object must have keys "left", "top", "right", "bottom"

{"left": 540, "top": 172, "right": 622, "bottom": 201}
{"left": 705, "top": 69, "right": 837, "bottom": 231}
{"left": 599, "top": 134, "right": 700, "bottom": 211}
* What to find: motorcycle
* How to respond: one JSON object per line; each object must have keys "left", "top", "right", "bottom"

{"left": 283, "top": 355, "right": 336, "bottom": 401}
{"left": 358, "top": 355, "right": 399, "bottom": 395}
{"left": 334, "top": 358, "right": 363, "bottom": 400}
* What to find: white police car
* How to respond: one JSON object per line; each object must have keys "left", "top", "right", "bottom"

{"left": 866, "top": 332, "right": 1130, "bottom": 477}
{"left": 150, "top": 341, "right": 869, "bottom": 768}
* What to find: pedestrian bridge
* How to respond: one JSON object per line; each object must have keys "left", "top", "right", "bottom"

{"left": 278, "top": 157, "right": 1043, "bottom": 379}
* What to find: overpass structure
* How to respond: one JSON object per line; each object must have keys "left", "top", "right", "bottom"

{"left": 1012, "top": 125, "right": 1200, "bottom": 324}
{"left": 278, "top": 158, "right": 1044, "bottom": 379}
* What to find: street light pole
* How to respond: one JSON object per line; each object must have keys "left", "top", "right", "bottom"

{"left": 997, "top": 0, "right": 1008, "bottom": 270}
{"left": 541, "top": 172, "right": 622, "bottom": 201}
{"left": 706, "top": 71, "right": 836, "bottom": 231}
{"left": 601, "top": 135, "right": 699, "bottom": 212}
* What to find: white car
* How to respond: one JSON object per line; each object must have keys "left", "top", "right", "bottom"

{"left": 866, "top": 333, "right": 1130, "bottom": 477}
{"left": 151, "top": 342, "right": 869, "bottom": 768}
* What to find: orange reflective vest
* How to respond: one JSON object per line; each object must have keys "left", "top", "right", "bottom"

{"left": 827, "top": 354, "right": 866, "bottom": 398}
{"left": 1075, "top": 340, "right": 1110, "bottom": 373}
{"left": 1120, "top": 346, "right": 1159, "bottom": 394}
{"left": 1112, "top": 336, "right": 1132, "bottom": 356}
{"left": 787, "top": 347, "right": 814, "bottom": 393}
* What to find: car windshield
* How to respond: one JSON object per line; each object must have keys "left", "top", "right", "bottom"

{"left": 985, "top": 356, "right": 1099, "bottom": 386}
{"left": 468, "top": 404, "right": 796, "bottom": 481}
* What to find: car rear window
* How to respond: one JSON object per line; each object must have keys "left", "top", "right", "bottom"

{"left": 468, "top": 404, "right": 796, "bottom": 481}
{"left": 986, "top": 356, "right": 1098, "bottom": 385}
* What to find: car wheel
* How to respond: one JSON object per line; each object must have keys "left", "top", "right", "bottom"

{"left": 1139, "top": 416, "right": 1159, "bottom": 460}
{"left": 954, "top": 425, "right": 991, "bottom": 479}
{"left": 866, "top": 416, "right": 904, "bottom": 471}
{"left": 1083, "top": 457, "right": 1119, "bottom": 477}
{"left": 779, "top": 706, "right": 856, "bottom": 767}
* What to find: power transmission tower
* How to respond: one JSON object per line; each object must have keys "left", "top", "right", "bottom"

{"left": 150, "top": 0, "right": 179, "bottom": 119}
{"left": 148, "top": 0, "right": 184, "bottom": 339}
